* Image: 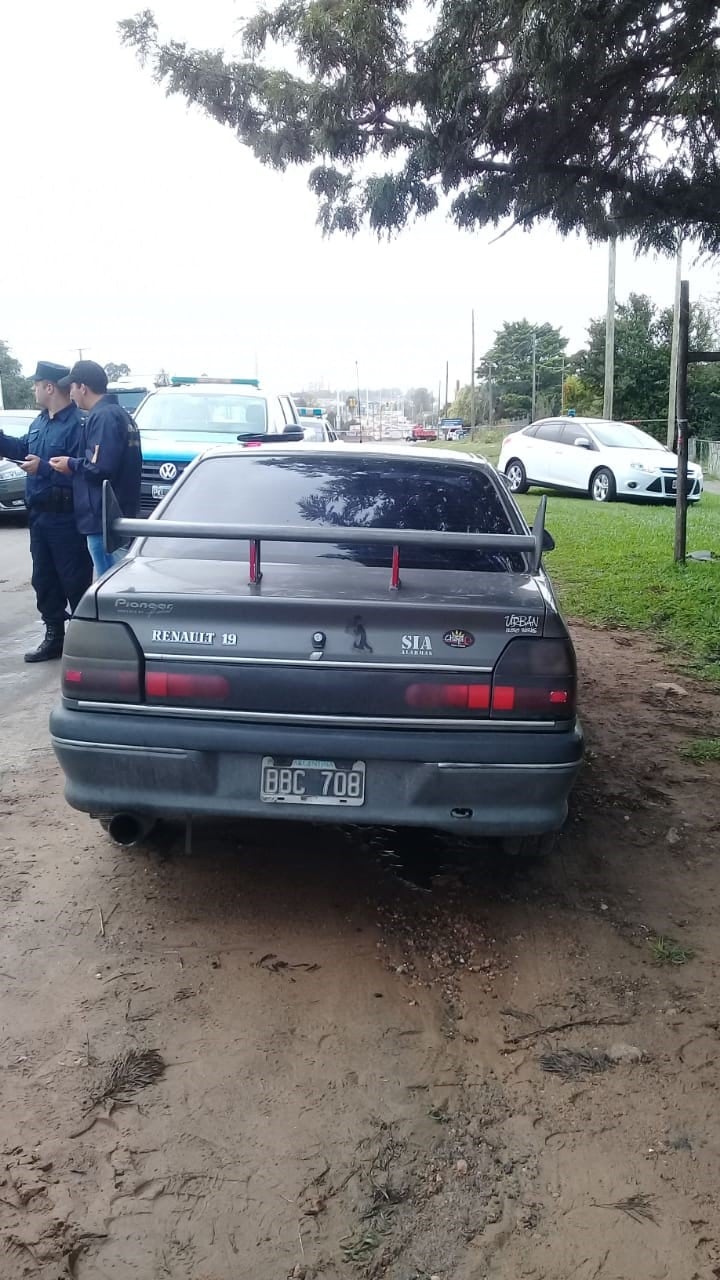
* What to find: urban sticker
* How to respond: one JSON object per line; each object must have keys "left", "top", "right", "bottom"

{"left": 504, "top": 614, "right": 540, "bottom": 635}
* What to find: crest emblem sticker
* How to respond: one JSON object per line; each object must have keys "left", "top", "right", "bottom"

{"left": 443, "top": 628, "right": 475, "bottom": 649}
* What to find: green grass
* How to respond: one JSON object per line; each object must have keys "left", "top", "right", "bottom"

{"left": 513, "top": 491, "right": 720, "bottom": 680}
{"left": 680, "top": 737, "right": 720, "bottom": 762}
{"left": 428, "top": 436, "right": 720, "bottom": 679}
{"left": 648, "top": 934, "right": 695, "bottom": 966}
{"left": 428, "top": 430, "right": 505, "bottom": 465}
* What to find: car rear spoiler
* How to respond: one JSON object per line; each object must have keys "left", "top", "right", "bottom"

{"left": 103, "top": 483, "right": 550, "bottom": 587}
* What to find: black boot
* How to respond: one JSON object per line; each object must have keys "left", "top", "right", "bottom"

{"left": 24, "top": 625, "right": 64, "bottom": 664}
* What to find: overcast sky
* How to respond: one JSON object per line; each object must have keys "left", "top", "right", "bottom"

{"left": 2, "top": 0, "right": 719, "bottom": 395}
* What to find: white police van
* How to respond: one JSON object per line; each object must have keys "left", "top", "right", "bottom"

{"left": 134, "top": 376, "right": 305, "bottom": 513}
{"left": 297, "top": 406, "right": 338, "bottom": 443}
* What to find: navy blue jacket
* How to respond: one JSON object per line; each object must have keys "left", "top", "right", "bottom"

{"left": 68, "top": 395, "right": 142, "bottom": 534}
{"left": 0, "top": 404, "right": 84, "bottom": 512}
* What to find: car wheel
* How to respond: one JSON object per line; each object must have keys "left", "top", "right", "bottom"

{"left": 590, "top": 468, "right": 616, "bottom": 502}
{"left": 505, "top": 459, "right": 529, "bottom": 494}
{"left": 501, "top": 832, "right": 558, "bottom": 858}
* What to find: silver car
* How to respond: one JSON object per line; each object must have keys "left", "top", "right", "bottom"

{"left": 0, "top": 410, "right": 35, "bottom": 516}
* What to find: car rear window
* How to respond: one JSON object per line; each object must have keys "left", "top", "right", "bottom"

{"left": 144, "top": 454, "right": 526, "bottom": 572}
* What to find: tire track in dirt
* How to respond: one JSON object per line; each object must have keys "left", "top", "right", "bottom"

{"left": 0, "top": 624, "right": 718, "bottom": 1278}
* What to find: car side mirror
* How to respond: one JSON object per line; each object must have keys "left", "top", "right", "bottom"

{"left": 543, "top": 529, "right": 556, "bottom": 553}
{"left": 574, "top": 437, "right": 592, "bottom": 449}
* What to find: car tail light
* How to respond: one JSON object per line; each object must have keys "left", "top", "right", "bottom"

{"left": 146, "top": 671, "right": 230, "bottom": 702}
{"left": 404, "top": 682, "right": 490, "bottom": 713}
{"left": 61, "top": 620, "right": 142, "bottom": 703}
{"left": 491, "top": 638, "right": 576, "bottom": 720}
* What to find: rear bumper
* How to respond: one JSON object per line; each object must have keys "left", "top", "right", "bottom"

{"left": 50, "top": 704, "right": 584, "bottom": 837}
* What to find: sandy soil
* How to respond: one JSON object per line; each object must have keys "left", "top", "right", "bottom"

{"left": 1, "top": 620, "right": 719, "bottom": 1280}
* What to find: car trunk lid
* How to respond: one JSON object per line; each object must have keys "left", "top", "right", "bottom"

{"left": 93, "top": 559, "right": 558, "bottom": 723}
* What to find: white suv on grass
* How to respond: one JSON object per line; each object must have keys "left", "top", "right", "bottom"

{"left": 499, "top": 417, "right": 704, "bottom": 503}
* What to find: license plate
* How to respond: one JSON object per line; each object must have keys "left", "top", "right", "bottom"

{"left": 260, "top": 757, "right": 366, "bottom": 806}
{"left": 152, "top": 484, "right": 171, "bottom": 500}
{"left": 670, "top": 479, "right": 677, "bottom": 492}
{"left": 11, "top": 500, "right": 24, "bottom": 507}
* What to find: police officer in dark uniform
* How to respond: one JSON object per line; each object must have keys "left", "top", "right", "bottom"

{"left": 49, "top": 360, "right": 142, "bottom": 577}
{"left": 0, "top": 361, "right": 92, "bottom": 662}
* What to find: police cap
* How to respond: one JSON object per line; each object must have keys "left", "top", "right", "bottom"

{"left": 28, "top": 361, "right": 71, "bottom": 384}
{"left": 57, "top": 360, "right": 108, "bottom": 394}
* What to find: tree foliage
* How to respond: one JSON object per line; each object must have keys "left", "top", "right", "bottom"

{"left": 0, "top": 341, "right": 33, "bottom": 409}
{"left": 483, "top": 320, "right": 567, "bottom": 419}
{"left": 447, "top": 299, "right": 720, "bottom": 435}
{"left": 121, "top": 2, "right": 720, "bottom": 252}
{"left": 562, "top": 373, "right": 602, "bottom": 418}
{"left": 579, "top": 292, "right": 720, "bottom": 436}
{"left": 407, "top": 386, "right": 433, "bottom": 418}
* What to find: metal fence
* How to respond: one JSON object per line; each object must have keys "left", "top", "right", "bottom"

{"left": 690, "top": 438, "right": 720, "bottom": 478}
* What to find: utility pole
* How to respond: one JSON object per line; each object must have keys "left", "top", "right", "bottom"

{"left": 603, "top": 234, "right": 617, "bottom": 419}
{"left": 667, "top": 242, "right": 683, "bottom": 448}
{"left": 355, "top": 360, "right": 362, "bottom": 442}
{"left": 470, "top": 309, "right": 476, "bottom": 433}
{"left": 444, "top": 361, "right": 449, "bottom": 421}
{"left": 560, "top": 355, "right": 565, "bottom": 413}
{"left": 674, "top": 279, "right": 690, "bottom": 564}
{"left": 531, "top": 334, "right": 538, "bottom": 422}
{"left": 488, "top": 362, "right": 494, "bottom": 430}
{"left": 437, "top": 379, "right": 442, "bottom": 426}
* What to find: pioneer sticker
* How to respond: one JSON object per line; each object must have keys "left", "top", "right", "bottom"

{"left": 116, "top": 599, "right": 174, "bottom": 615}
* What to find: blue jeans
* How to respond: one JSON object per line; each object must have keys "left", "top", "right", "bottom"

{"left": 86, "top": 535, "right": 127, "bottom": 578}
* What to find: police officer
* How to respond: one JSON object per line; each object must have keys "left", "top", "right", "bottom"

{"left": 49, "top": 360, "right": 142, "bottom": 576}
{"left": 0, "top": 361, "right": 92, "bottom": 662}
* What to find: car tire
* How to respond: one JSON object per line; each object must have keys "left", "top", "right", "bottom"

{"left": 505, "top": 459, "right": 529, "bottom": 494}
{"left": 590, "top": 468, "right": 616, "bottom": 502}
{"left": 501, "top": 832, "right": 558, "bottom": 859}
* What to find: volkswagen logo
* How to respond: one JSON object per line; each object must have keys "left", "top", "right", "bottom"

{"left": 159, "top": 462, "right": 178, "bottom": 481}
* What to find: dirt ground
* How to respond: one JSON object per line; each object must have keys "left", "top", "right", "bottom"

{"left": 1, "top": 621, "right": 719, "bottom": 1280}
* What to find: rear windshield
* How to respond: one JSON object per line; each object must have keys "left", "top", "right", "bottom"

{"left": 143, "top": 454, "right": 525, "bottom": 572}
{"left": 136, "top": 391, "right": 268, "bottom": 434}
{"left": 112, "top": 389, "right": 147, "bottom": 412}
{"left": 300, "top": 422, "right": 327, "bottom": 442}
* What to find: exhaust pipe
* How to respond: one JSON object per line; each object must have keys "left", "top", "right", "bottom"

{"left": 106, "top": 812, "right": 156, "bottom": 847}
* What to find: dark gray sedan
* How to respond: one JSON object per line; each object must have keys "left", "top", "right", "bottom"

{"left": 50, "top": 445, "right": 583, "bottom": 856}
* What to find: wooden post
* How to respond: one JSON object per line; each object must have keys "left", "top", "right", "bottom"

{"left": 667, "top": 243, "right": 682, "bottom": 447}
{"left": 470, "top": 310, "right": 476, "bottom": 433}
{"left": 674, "top": 280, "right": 690, "bottom": 564}
{"left": 603, "top": 235, "right": 617, "bottom": 420}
